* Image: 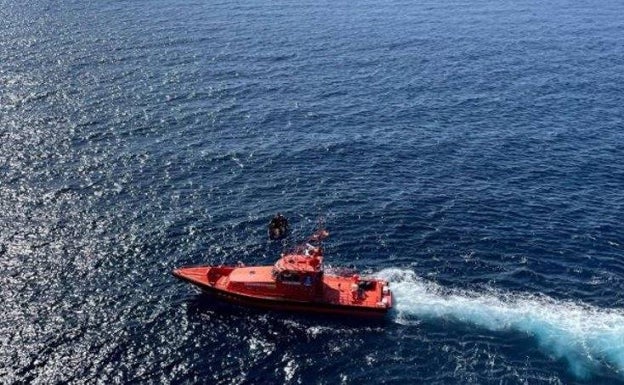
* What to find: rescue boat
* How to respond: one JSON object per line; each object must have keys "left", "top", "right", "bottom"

{"left": 172, "top": 230, "right": 393, "bottom": 317}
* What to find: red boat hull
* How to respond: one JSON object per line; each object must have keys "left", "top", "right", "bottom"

{"left": 172, "top": 265, "right": 392, "bottom": 318}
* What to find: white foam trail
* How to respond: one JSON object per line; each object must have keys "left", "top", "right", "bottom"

{"left": 378, "top": 268, "right": 624, "bottom": 379}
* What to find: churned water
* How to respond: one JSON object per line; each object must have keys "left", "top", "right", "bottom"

{"left": 1, "top": 0, "right": 623, "bottom": 384}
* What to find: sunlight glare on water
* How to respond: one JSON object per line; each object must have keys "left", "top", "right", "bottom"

{"left": 1, "top": 0, "right": 624, "bottom": 383}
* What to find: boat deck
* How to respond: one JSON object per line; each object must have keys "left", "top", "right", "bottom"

{"left": 321, "top": 275, "right": 385, "bottom": 307}
{"left": 173, "top": 266, "right": 390, "bottom": 311}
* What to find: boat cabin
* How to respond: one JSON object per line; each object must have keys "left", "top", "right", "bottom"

{"left": 271, "top": 249, "right": 324, "bottom": 298}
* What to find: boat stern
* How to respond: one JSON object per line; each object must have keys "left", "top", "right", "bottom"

{"left": 379, "top": 281, "right": 393, "bottom": 310}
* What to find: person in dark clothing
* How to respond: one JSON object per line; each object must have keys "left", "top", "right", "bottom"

{"left": 268, "top": 213, "right": 289, "bottom": 240}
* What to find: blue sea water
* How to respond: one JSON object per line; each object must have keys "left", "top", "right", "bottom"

{"left": 1, "top": 0, "right": 624, "bottom": 383}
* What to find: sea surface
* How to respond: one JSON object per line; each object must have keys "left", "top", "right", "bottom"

{"left": 1, "top": 0, "right": 624, "bottom": 384}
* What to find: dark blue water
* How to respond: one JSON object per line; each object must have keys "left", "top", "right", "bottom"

{"left": 2, "top": 0, "right": 624, "bottom": 383}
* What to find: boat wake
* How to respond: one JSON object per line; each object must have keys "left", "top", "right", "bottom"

{"left": 378, "top": 268, "right": 624, "bottom": 379}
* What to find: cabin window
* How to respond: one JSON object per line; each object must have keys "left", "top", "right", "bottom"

{"left": 280, "top": 272, "right": 300, "bottom": 283}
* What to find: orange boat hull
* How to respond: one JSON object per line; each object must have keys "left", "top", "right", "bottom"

{"left": 173, "top": 265, "right": 392, "bottom": 318}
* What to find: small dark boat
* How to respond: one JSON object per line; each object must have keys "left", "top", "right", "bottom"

{"left": 172, "top": 230, "right": 393, "bottom": 318}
